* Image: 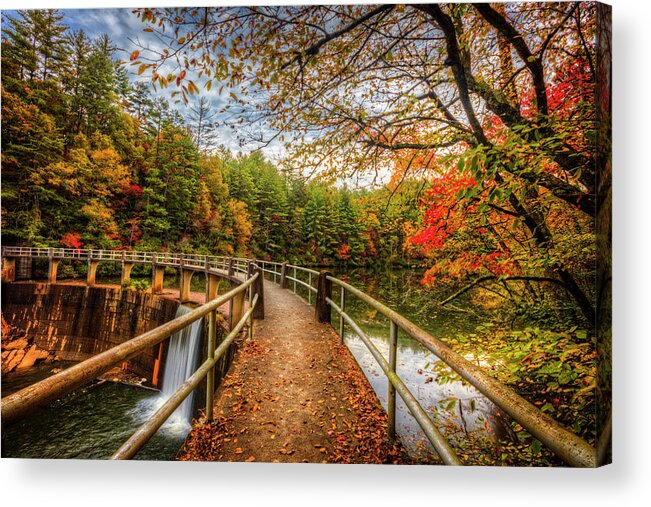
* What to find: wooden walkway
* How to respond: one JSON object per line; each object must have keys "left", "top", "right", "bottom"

{"left": 178, "top": 281, "right": 405, "bottom": 464}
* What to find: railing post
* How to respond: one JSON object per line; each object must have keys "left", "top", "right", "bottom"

{"left": 180, "top": 264, "right": 194, "bottom": 303}
{"left": 228, "top": 257, "right": 234, "bottom": 277}
{"left": 339, "top": 286, "right": 346, "bottom": 344}
{"left": 248, "top": 282, "right": 254, "bottom": 340}
{"left": 315, "top": 270, "right": 332, "bottom": 323}
{"left": 1, "top": 257, "right": 16, "bottom": 283}
{"left": 87, "top": 259, "right": 100, "bottom": 286}
{"left": 152, "top": 264, "right": 165, "bottom": 294}
{"left": 308, "top": 272, "right": 312, "bottom": 305}
{"left": 253, "top": 267, "right": 265, "bottom": 320}
{"left": 47, "top": 248, "right": 59, "bottom": 285}
{"left": 206, "top": 309, "right": 216, "bottom": 421}
{"left": 280, "top": 263, "right": 288, "bottom": 289}
{"left": 293, "top": 266, "right": 297, "bottom": 293}
{"left": 388, "top": 320, "right": 398, "bottom": 441}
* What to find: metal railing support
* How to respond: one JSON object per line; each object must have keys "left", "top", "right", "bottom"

{"left": 206, "top": 309, "right": 216, "bottom": 421}
{"left": 388, "top": 320, "right": 398, "bottom": 440}
{"left": 308, "top": 272, "right": 312, "bottom": 305}
{"left": 315, "top": 270, "right": 332, "bottom": 323}
{"left": 339, "top": 286, "right": 346, "bottom": 343}
{"left": 252, "top": 266, "right": 265, "bottom": 319}
{"left": 280, "top": 262, "right": 288, "bottom": 289}
{"left": 293, "top": 266, "right": 297, "bottom": 293}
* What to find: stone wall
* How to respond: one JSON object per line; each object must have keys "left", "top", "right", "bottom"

{"left": 1, "top": 282, "right": 180, "bottom": 382}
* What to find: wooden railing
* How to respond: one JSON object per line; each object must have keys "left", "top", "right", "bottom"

{"left": 247, "top": 261, "right": 599, "bottom": 467}
{"left": 1, "top": 247, "right": 604, "bottom": 466}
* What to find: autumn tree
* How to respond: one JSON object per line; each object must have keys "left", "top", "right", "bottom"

{"left": 132, "top": 2, "right": 605, "bottom": 322}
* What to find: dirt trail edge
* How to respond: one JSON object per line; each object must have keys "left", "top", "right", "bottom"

{"left": 178, "top": 281, "right": 407, "bottom": 464}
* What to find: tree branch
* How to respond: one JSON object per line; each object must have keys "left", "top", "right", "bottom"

{"left": 440, "top": 275, "right": 567, "bottom": 306}
{"left": 473, "top": 3, "right": 548, "bottom": 116}
{"left": 281, "top": 4, "right": 395, "bottom": 70}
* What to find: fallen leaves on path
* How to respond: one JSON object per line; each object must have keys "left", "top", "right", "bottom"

{"left": 177, "top": 284, "right": 409, "bottom": 465}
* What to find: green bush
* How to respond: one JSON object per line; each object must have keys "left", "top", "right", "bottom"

{"left": 121, "top": 278, "right": 151, "bottom": 292}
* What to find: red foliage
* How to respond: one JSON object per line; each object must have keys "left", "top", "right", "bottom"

{"left": 60, "top": 232, "right": 83, "bottom": 249}
{"left": 120, "top": 183, "right": 144, "bottom": 198}
{"left": 521, "top": 57, "right": 593, "bottom": 119}
{"left": 407, "top": 174, "right": 518, "bottom": 286}
{"left": 408, "top": 176, "right": 476, "bottom": 251}
{"left": 338, "top": 243, "right": 351, "bottom": 260}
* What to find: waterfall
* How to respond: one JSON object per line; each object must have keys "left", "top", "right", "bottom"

{"left": 160, "top": 305, "right": 203, "bottom": 426}
{"left": 132, "top": 305, "right": 203, "bottom": 434}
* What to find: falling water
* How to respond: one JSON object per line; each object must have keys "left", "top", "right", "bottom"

{"left": 160, "top": 305, "right": 204, "bottom": 425}
{"left": 131, "top": 305, "right": 203, "bottom": 434}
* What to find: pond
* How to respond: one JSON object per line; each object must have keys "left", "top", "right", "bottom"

{"left": 1, "top": 364, "right": 188, "bottom": 460}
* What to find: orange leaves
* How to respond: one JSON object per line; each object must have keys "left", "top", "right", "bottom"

{"left": 129, "top": 50, "right": 139, "bottom": 61}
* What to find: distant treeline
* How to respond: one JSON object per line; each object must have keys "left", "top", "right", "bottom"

{"left": 1, "top": 9, "right": 427, "bottom": 267}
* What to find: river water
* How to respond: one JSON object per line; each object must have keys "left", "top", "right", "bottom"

{"left": 320, "top": 268, "right": 510, "bottom": 459}
{"left": 1, "top": 364, "right": 187, "bottom": 460}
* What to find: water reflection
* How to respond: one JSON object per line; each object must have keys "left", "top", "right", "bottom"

{"left": 330, "top": 268, "right": 510, "bottom": 458}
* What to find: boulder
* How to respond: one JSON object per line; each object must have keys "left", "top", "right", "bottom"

{"left": 4, "top": 349, "right": 25, "bottom": 373}
{"left": 16, "top": 345, "right": 50, "bottom": 370}
{"left": 4, "top": 338, "right": 29, "bottom": 351}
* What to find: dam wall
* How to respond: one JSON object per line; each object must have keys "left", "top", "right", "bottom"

{"left": 1, "top": 282, "right": 180, "bottom": 382}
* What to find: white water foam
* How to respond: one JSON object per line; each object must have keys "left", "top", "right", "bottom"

{"left": 131, "top": 305, "right": 203, "bottom": 436}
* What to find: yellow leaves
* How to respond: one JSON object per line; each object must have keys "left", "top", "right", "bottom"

{"left": 176, "top": 69, "right": 187, "bottom": 86}
{"left": 137, "top": 64, "right": 148, "bottom": 75}
{"left": 187, "top": 80, "right": 199, "bottom": 95}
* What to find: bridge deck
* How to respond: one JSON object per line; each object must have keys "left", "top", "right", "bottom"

{"left": 178, "top": 280, "right": 405, "bottom": 464}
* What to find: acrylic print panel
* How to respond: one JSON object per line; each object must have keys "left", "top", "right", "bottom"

{"left": 0, "top": 1, "right": 611, "bottom": 467}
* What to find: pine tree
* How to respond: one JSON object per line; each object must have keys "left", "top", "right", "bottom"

{"left": 188, "top": 96, "right": 218, "bottom": 152}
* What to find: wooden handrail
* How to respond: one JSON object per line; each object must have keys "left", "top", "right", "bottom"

{"left": 1, "top": 273, "right": 259, "bottom": 425}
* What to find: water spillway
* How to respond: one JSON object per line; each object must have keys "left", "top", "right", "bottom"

{"left": 158, "top": 305, "right": 204, "bottom": 427}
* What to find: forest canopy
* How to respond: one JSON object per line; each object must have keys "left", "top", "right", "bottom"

{"left": 1, "top": 3, "right": 606, "bottom": 325}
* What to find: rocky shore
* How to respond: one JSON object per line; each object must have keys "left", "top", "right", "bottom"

{"left": 2, "top": 316, "right": 57, "bottom": 375}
